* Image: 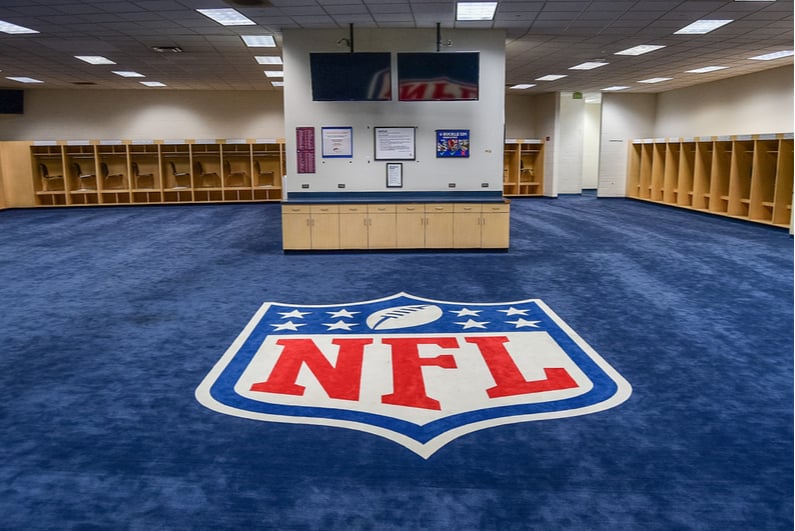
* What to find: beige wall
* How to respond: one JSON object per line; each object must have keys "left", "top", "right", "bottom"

{"left": 0, "top": 89, "right": 285, "bottom": 141}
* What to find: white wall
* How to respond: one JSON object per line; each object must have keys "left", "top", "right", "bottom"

{"left": 0, "top": 89, "right": 285, "bottom": 141}
{"left": 598, "top": 93, "right": 656, "bottom": 197}
{"left": 654, "top": 66, "right": 793, "bottom": 138}
{"left": 555, "top": 93, "right": 585, "bottom": 194}
{"left": 282, "top": 28, "right": 505, "bottom": 195}
{"left": 582, "top": 99, "right": 601, "bottom": 189}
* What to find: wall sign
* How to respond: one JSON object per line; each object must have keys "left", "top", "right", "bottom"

{"left": 296, "top": 127, "right": 315, "bottom": 173}
{"left": 321, "top": 127, "right": 353, "bottom": 158}
{"left": 374, "top": 127, "right": 416, "bottom": 160}
{"left": 436, "top": 129, "right": 470, "bottom": 158}
{"left": 386, "top": 163, "right": 403, "bottom": 188}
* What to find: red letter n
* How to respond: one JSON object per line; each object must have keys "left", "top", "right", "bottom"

{"left": 249, "top": 338, "right": 372, "bottom": 401}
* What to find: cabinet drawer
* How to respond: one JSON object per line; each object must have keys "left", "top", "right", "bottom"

{"left": 453, "top": 203, "right": 482, "bottom": 213}
{"left": 396, "top": 204, "right": 424, "bottom": 214}
{"left": 282, "top": 204, "right": 310, "bottom": 214}
{"left": 367, "top": 204, "right": 396, "bottom": 213}
{"left": 310, "top": 204, "right": 339, "bottom": 214}
{"left": 425, "top": 203, "right": 453, "bottom": 213}
{"left": 482, "top": 203, "right": 511, "bottom": 213}
{"left": 340, "top": 204, "right": 367, "bottom": 214}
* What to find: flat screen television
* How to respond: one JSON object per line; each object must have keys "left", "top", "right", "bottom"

{"left": 310, "top": 52, "right": 392, "bottom": 101}
{"left": 397, "top": 52, "right": 479, "bottom": 101}
{"left": 0, "top": 89, "right": 24, "bottom": 114}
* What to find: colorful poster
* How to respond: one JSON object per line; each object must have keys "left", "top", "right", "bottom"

{"left": 436, "top": 129, "right": 470, "bottom": 158}
{"left": 296, "top": 127, "right": 315, "bottom": 173}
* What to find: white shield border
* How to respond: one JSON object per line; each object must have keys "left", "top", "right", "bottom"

{"left": 195, "top": 292, "right": 632, "bottom": 459}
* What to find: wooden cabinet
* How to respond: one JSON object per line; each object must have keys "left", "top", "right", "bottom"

{"left": 504, "top": 139, "right": 544, "bottom": 197}
{"left": 283, "top": 202, "right": 510, "bottom": 251}
{"left": 627, "top": 134, "right": 793, "bottom": 228}
{"left": 17, "top": 139, "right": 285, "bottom": 208}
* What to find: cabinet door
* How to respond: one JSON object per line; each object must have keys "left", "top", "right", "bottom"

{"left": 481, "top": 203, "right": 510, "bottom": 248}
{"left": 453, "top": 204, "right": 482, "bottom": 248}
{"left": 396, "top": 205, "right": 426, "bottom": 248}
{"left": 310, "top": 205, "right": 340, "bottom": 249}
{"left": 367, "top": 204, "right": 397, "bottom": 249}
{"left": 425, "top": 204, "right": 454, "bottom": 248}
{"left": 282, "top": 205, "right": 312, "bottom": 250}
{"left": 339, "top": 205, "right": 368, "bottom": 249}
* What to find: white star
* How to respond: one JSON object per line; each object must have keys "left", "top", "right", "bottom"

{"left": 271, "top": 320, "right": 306, "bottom": 331}
{"left": 450, "top": 308, "right": 481, "bottom": 317}
{"left": 279, "top": 309, "right": 310, "bottom": 319}
{"left": 327, "top": 309, "right": 359, "bottom": 319}
{"left": 323, "top": 320, "right": 358, "bottom": 331}
{"left": 507, "top": 318, "right": 541, "bottom": 328}
{"left": 455, "top": 319, "right": 489, "bottom": 329}
{"left": 498, "top": 307, "right": 530, "bottom": 316}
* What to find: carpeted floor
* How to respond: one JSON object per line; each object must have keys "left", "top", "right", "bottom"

{"left": 0, "top": 194, "right": 792, "bottom": 529}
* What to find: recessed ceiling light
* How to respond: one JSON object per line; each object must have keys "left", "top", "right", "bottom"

{"left": 271, "top": 81, "right": 284, "bottom": 87}
{"left": 638, "top": 77, "right": 672, "bottom": 84}
{"left": 456, "top": 2, "right": 498, "bottom": 21}
{"left": 686, "top": 66, "right": 729, "bottom": 73}
{"left": 510, "top": 84, "right": 535, "bottom": 89}
{"left": 674, "top": 19, "right": 733, "bottom": 35}
{"left": 264, "top": 70, "right": 284, "bottom": 78}
{"left": 615, "top": 45, "right": 666, "bottom": 56}
{"left": 536, "top": 74, "right": 567, "bottom": 81}
{"left": 197, "top": 8, "right": 256, "bottom": 26}
{"left": 75, "top": 55, "right": 116, "bottom": 65}
{"left": 255, "top": 56, "right": 283, "bottom": 65}
{"left": 569, "top": 62, "right": 609, "bottom": 70}
{"left": 140, "top": 81, "right": 167, "bottom": 87}
{"left": 749, "top": 50, "right": 794, "bottom": 60}
{"left": 0, "top": 20, "right": 38, "bottom": 34}
{"left": 241, "top": 35, "right": 276, "bottom": 48}
{"left": 602, "top": 86, "right": 629, "bottom": 91}
{"left": 7, "top": 76, "right": 43, "bottom": 83}
{"left": 113, "top": 71, "right": 145, "bottom": 78}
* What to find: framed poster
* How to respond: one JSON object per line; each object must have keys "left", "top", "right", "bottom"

{"left": 386, "top": 163, "right": 403, "bottom": 188}
{"left": 321, "top": 126, "right": 353, "bottom": 158}
{"left": 295, "top": 127, "right": 316, "bottom": 173}
{"left": 436, "top": 129, "right": 470, "bottom": 158}
{"left": 374, "top": 126, "right": 416, "bottom": 160}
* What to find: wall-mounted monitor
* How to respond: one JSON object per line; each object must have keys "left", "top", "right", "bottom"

{"left": 0, "top": 89, "right": 24, "bottom": 114}
{"left": 397, "top": 52, "right": 479, "bottom": 101}
{"left": 310, "top": 52, "right": 392, "bottom": 101}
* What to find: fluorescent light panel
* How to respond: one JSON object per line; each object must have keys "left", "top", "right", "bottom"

{"left": 7, "top": 76, "right": 42, "bottom": 83}
{"left": 0, "top": 20, "right": 38, "bottom": 34}
{"left": 749, "top": 50, "right": 793, "bottom": 60}
{"left": 638, "top": 77, "right": 672, "bottom": 84}
{"left": 510, "top": 84, "right": 535, "bottom": 89}
{"left": 456, "top": 2, "right": 498, "bottom": 21}
{"left": 602, "top": 86, "right": 629, "bottom": 91}
{"left": 264, "top": 71, "right": 283, "bottom": 78}
{"left": 197, "top": 8, "right": 255, "bottom": 26}
{"left": 674, "top": 19, "right": 733, "bottom": 34}
{"left": 241, "top": 35, "right": 276, "bottom": 48}
{"left": 569, "top": 62, "right": 609, "bottom": 70}
{"left": 113, "top": 71, "right": 145, "bottom": 78}
{"left": 687, "top": 66, "right": 728, "bottom": 73}
{"left": 140, "top": 81, "right": 166, "bottom": 87}
{"left": 271, "top": 81, "right": 284, "bottom": 87}
{"left": 615, "top": 44, "right": 665, "bottom": 56}
{"left": 255, "top": 56, "right": 283, "bottom": 65}
{"left": 536, "top": 74, "right": 567, "bottom": 81}
{"left": 75, "top": 55, "right": 116, "bottom": 65}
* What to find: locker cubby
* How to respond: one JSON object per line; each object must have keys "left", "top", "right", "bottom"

{"left": 503, "top": 140, "right": 544, "bottom": 197}
{"left": 626, "top": 134, "right": 793, "bottom": 228}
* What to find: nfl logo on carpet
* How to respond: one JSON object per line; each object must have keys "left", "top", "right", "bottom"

{"left": 195, "top": 293, "right": 632, "bottom": 458}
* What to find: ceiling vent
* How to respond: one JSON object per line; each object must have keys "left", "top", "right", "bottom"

{"left": 151, "top": 46, "right": 183, "bottom": 53}
{"left": 72, "top": 81, "right": 97, "bottom": 85}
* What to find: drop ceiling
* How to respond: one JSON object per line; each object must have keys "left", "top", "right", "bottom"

{"left": 0, "top": 0, "right": 790, "bottom": 94}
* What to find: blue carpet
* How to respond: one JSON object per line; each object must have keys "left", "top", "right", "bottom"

{"left": 0, "top": 195, "right": 792, "bottom": 529}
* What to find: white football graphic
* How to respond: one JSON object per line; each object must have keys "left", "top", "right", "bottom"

{"left": 366, "top": 304, "right": 443, "bottom": 330}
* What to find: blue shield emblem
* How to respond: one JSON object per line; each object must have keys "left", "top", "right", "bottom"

{"left": 195, "top": 293, "right": 632, "bottom": 458}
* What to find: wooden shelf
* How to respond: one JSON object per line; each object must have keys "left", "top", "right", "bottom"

{"left": 503, "top": 139, "right": 544, "bottom": 197}
{"left": 25, "top": 139, "right": 285, "bottom": 207}
{"left": 627, "top": 135, "right": 793, "bottom": 228}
